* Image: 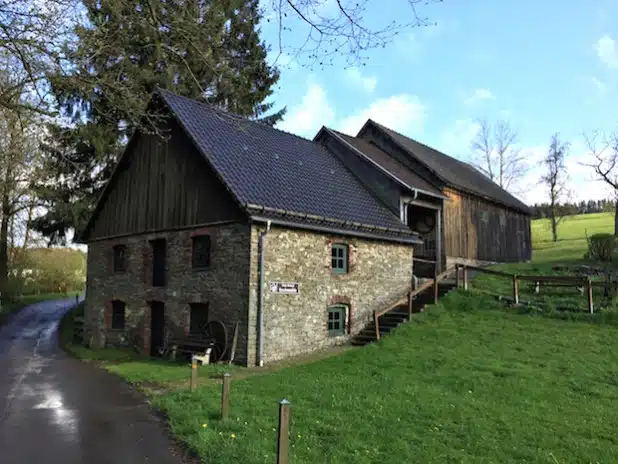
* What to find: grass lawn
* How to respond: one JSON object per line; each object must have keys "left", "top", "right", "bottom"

{"left": 153, "top": 293, "right": 618, "bottom": 463}
{"left": 531, "top": 212, "right": 613, "bottom": 263}
{"left": 0, "top": 291, "right": 81, "bottom": 325}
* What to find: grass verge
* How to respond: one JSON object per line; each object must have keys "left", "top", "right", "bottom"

{"left": 151, "top": 292, "right": 618, "bottom": 463}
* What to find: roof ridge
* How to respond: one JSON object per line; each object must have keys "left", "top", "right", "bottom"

{"left": 156, "top": 87, "right": 320, "bottom": 147}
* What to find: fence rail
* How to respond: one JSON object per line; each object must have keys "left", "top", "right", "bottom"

{"left": 455, "top": 264, "right": 596, "bottom": 314}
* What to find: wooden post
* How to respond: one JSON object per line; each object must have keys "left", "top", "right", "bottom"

{"left": 512, "top": 275, "right": 519, "bottom": 305}
{"left": 373, "top": 311, "right": 380, "bottom": 341}
{"left": 455, "top": 264, "right": 460, "bottom": 288}
{"left": 463, "top": 265, "right": 468, "bottom": 291}
{"left": 433, "top": 270, "right": 439, "bottom": 304}
{"left": 276, "top": 399, "right": 290, "bottom": 464}
{"left": 221, "top": 372, "right": 232, "bottom": 420}
{"left": 190, "top": 356, "right": 198, "bottom": 392}
{"left": 408, "top": 291, "right": 413, "bottom": 317}
{"left": 587, "top": 278, "right": 594, "bottom": 314}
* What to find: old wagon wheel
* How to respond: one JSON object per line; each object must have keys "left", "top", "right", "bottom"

{"left": 204, "top": 320, "right": 228, "bottom": 363}
{"left": 415, "top": 214, "right": 435, "bottom": 234}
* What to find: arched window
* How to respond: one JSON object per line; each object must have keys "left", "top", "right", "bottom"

{"left": 327, "top": 304, "right": 348, "bottom": 337}
{"left": 111, "top": 300, "right": 126, "bottom": 330}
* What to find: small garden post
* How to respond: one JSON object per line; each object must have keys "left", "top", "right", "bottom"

{"left": 221, "top": 373, "right": 232, "bottom": 420}
{"left": 276, "top": 399, "right": 290, "bottom": 464}
{"left": 512, "top": 275, "right": 519, "bottom": 305}
{"left": 587, "top": 278, "right": 594, "bottom": 314}
{"left": 455, "top": 264, "right": 460, "bottom": 288}
{"left": 433, "top": 269, "right": 439, "bottom": 304}
{"left": 190, "top": 357, "right": 198, "bottom": 392}
{"left": 463, "top": 265, "right": 468, "bottom": 291}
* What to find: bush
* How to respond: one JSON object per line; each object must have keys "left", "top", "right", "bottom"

{"left": 586, "top": 232, "right": 616, "bottom": 262}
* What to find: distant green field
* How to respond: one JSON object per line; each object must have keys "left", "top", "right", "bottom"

{"left": 532, "top": 212, "right": 613, "bottom": 263}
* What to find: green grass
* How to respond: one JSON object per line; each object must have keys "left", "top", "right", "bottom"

{"left": 0, "top": 291, "right": 81, "bottom": 325}
{"left": 152, "top": 293, "right": 618, "bottom": 463}
{"left": 59, "top": 302, "right": 237, "bottom": 390}
{"left": 532, "top": 212, "right": 613, "bottom": 263}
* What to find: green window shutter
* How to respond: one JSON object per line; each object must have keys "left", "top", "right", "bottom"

{"left": 327, "top": 305, "right": 347, "bottom": 337}
{"left": 331, "top": 244, "right": 348, "bottom": 274}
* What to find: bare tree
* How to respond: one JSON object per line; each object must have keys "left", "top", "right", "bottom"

{"left": 267, "top": 0, "right": 441, "bottom": 68}
{"left": 470, "top": 119, "right": 528, "bottom": 193}
{"left": 0, "top": 58, "right": 46, "bottom": 298}
{"left": 583, "top": 131, "right": 618, "bottom": 235}
{"left": 541, "top": 133, "right": 570, "bottom": 242}
{"left": 0, "top": 0, "right": 78, "bottom": 114}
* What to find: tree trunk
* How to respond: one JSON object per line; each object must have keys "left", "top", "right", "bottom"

{"left": 551, "top": 210, "right": 558, "bottom": 242}
{"left": 0, "top": 207, "right": 9, "bottom": 302}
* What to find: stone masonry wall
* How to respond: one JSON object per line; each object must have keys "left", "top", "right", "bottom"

{"left": 85, "top": 222, "right": 252, "bottom": 364}
{"left": 248, "top": 225, "right": 414, "bottom": 365}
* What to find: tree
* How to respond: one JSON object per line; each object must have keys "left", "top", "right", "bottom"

{"left": 0, "top": 57, "right": 46, "bottom": 298}
{"left": 33, "top": 0, "right": 284, "bottom": 243}
{"left": 583, "top": 131, "right": 618, "bottom": 235}
{"left": 470, "top": 119, "right": 528, "bottom": 194}
{"left": 267, "top": 0, "right": 440, "bottom": 67}
{"left": 541, "top": 134, "right": 569, "bottom": 242}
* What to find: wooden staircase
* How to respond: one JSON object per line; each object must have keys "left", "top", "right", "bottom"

{"left": 351, "top": 270, "right": 458, "bottom": 347}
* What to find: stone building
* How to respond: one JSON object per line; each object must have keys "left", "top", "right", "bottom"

{"left": 79, "top": 90, "right": 422, "bottom": 366}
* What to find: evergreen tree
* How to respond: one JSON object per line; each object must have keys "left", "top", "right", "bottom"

{"left": 33, "top": 0, "right": 283, "bottom": 243}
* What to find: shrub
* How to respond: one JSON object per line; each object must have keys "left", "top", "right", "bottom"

{"left": 586, "top": 232, "right": 616, "bottom": 262}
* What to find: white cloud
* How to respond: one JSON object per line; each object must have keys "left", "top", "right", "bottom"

{"left": 437, "top": 119, "right": 481, "bottom": 160}
{"left": 277, "top": 83, "right": 335, "bottom": 137}
{"left": 336, "top": 95, "right": 425, "bottom": 136}
{"left": 590, "top": 76, "right": 607, "bottom": 94}
{"left": 595, "top": 35, "right": 618, "bottom": 68}
{"left": 345, "top": 68, "right": 377, "bottom": 92}
{"left": 464, "top": 88, "right": 495, "bottom": 106}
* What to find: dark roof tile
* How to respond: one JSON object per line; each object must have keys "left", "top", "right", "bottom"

{"left": 367, "top": 121, "right": 530, "bottom": 214}
{"left": 158, "top": 90, "right": 418, "bottom": 240}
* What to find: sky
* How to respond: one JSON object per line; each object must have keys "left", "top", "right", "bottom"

{"left": 259, "top": 0, "right": 618, "bottom": 205}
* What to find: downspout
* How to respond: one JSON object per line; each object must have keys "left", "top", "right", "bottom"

{"left": 257, "top": 220, "right": 271, "bottom": 367}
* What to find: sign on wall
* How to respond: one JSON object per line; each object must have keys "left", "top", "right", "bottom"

{"left": 269, "top": 281, "right": 300, "bottom": 294}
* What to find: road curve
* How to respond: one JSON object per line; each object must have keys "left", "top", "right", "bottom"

{"left": 0, "top": 298, "right": 188, "bottom": 464}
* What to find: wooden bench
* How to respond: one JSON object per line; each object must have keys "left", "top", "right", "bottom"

{"left": 166, "top": 334, "right": 214, "bottom": 364}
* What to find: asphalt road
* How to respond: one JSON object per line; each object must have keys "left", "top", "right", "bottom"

{"left": 0, "top": 298, "right": 189, "bottom": 464}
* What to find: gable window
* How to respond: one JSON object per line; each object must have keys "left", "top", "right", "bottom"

{"left": 111, "top": 300, "right": 126, "bottom": 330}
{"left": 327, "top": 305, "right": 347, "bottom": 337}
{"left": 480, "top": 211, "right": 489, "bottom": 224}
{"left": 192, "top": 235, "right": 211, "bottom": 269}
{"left": 113, "top": 245, "right": 127, "bottom": 273}
{"left": 189, "top": 302, "right": 209, "bottom": 336}
{"left": 331, "top": 244, "right": 348, "bottom": 274}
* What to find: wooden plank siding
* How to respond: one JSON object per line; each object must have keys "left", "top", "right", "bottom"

{"left": 443, "top": 188, "right": 531, "bottom": 262}
{"left": 88, "top": 120, "right": 243, "bottom": 240}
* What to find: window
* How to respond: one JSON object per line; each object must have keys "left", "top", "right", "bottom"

{"left": 331, "top": 244, "right": 348, "bottom": 274}
{"left": 480, "top": 211, "right": 489, "bottom": 224}
{"left": 327, "top": 305, "right": 347, "bottom": 337}
{"left": 111, "top": 300, "right": 126, "bottom": 330}
{"left": 113, "top": 245, "right": 127, "bottom": 273}
{"left": 189, "top": 303, "right": 209, "bottom": 336}
{"left": 151, "top": 238, "right": 166, "bottom": 287}
{"left": 192, "top": 235, "right": 211, "bottom": 269}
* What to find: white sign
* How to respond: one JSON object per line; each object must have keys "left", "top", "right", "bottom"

{"left": 269, "top": 281, "right": 300, "bottom": 294}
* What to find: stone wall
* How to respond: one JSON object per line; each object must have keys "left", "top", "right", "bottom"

{"left": 248, "top": 225, "right": 414, "bottom": 365}
{"left": 84, "top": 222, "right": 252, "bottom": 364}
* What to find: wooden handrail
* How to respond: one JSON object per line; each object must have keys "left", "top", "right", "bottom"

{"left": 375, "top": 295, "right": 409, "bottom": 318}
{"left": 518, "top": 275, "right": 587, "bottom": 283}
{"left": 412, "top": 257, "right": 437, "bottom": 264}
{"left": 459, "top": 264, "right": 514, "bottom": 278}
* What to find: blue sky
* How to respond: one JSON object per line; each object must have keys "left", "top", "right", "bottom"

{"left": 259, "top": 0, "right": 618, "bottom": 204}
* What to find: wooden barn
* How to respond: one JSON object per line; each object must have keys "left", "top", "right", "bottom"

{"left": 315, "top": 120, "right": 532, "bottom": 275}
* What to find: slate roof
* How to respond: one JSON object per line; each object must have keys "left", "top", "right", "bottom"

{"left": 156, "top": 89, "right": 419, "bottom": 243}
{"left": 325, "top": 129, "right": 444, "bottom": 198}
{"left": 365, "top": 121, "right": 531, "bottom": 214}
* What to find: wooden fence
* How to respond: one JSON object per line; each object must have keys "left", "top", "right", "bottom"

{"left": 455, "top": 264, "right": 597, "bottom": 314}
